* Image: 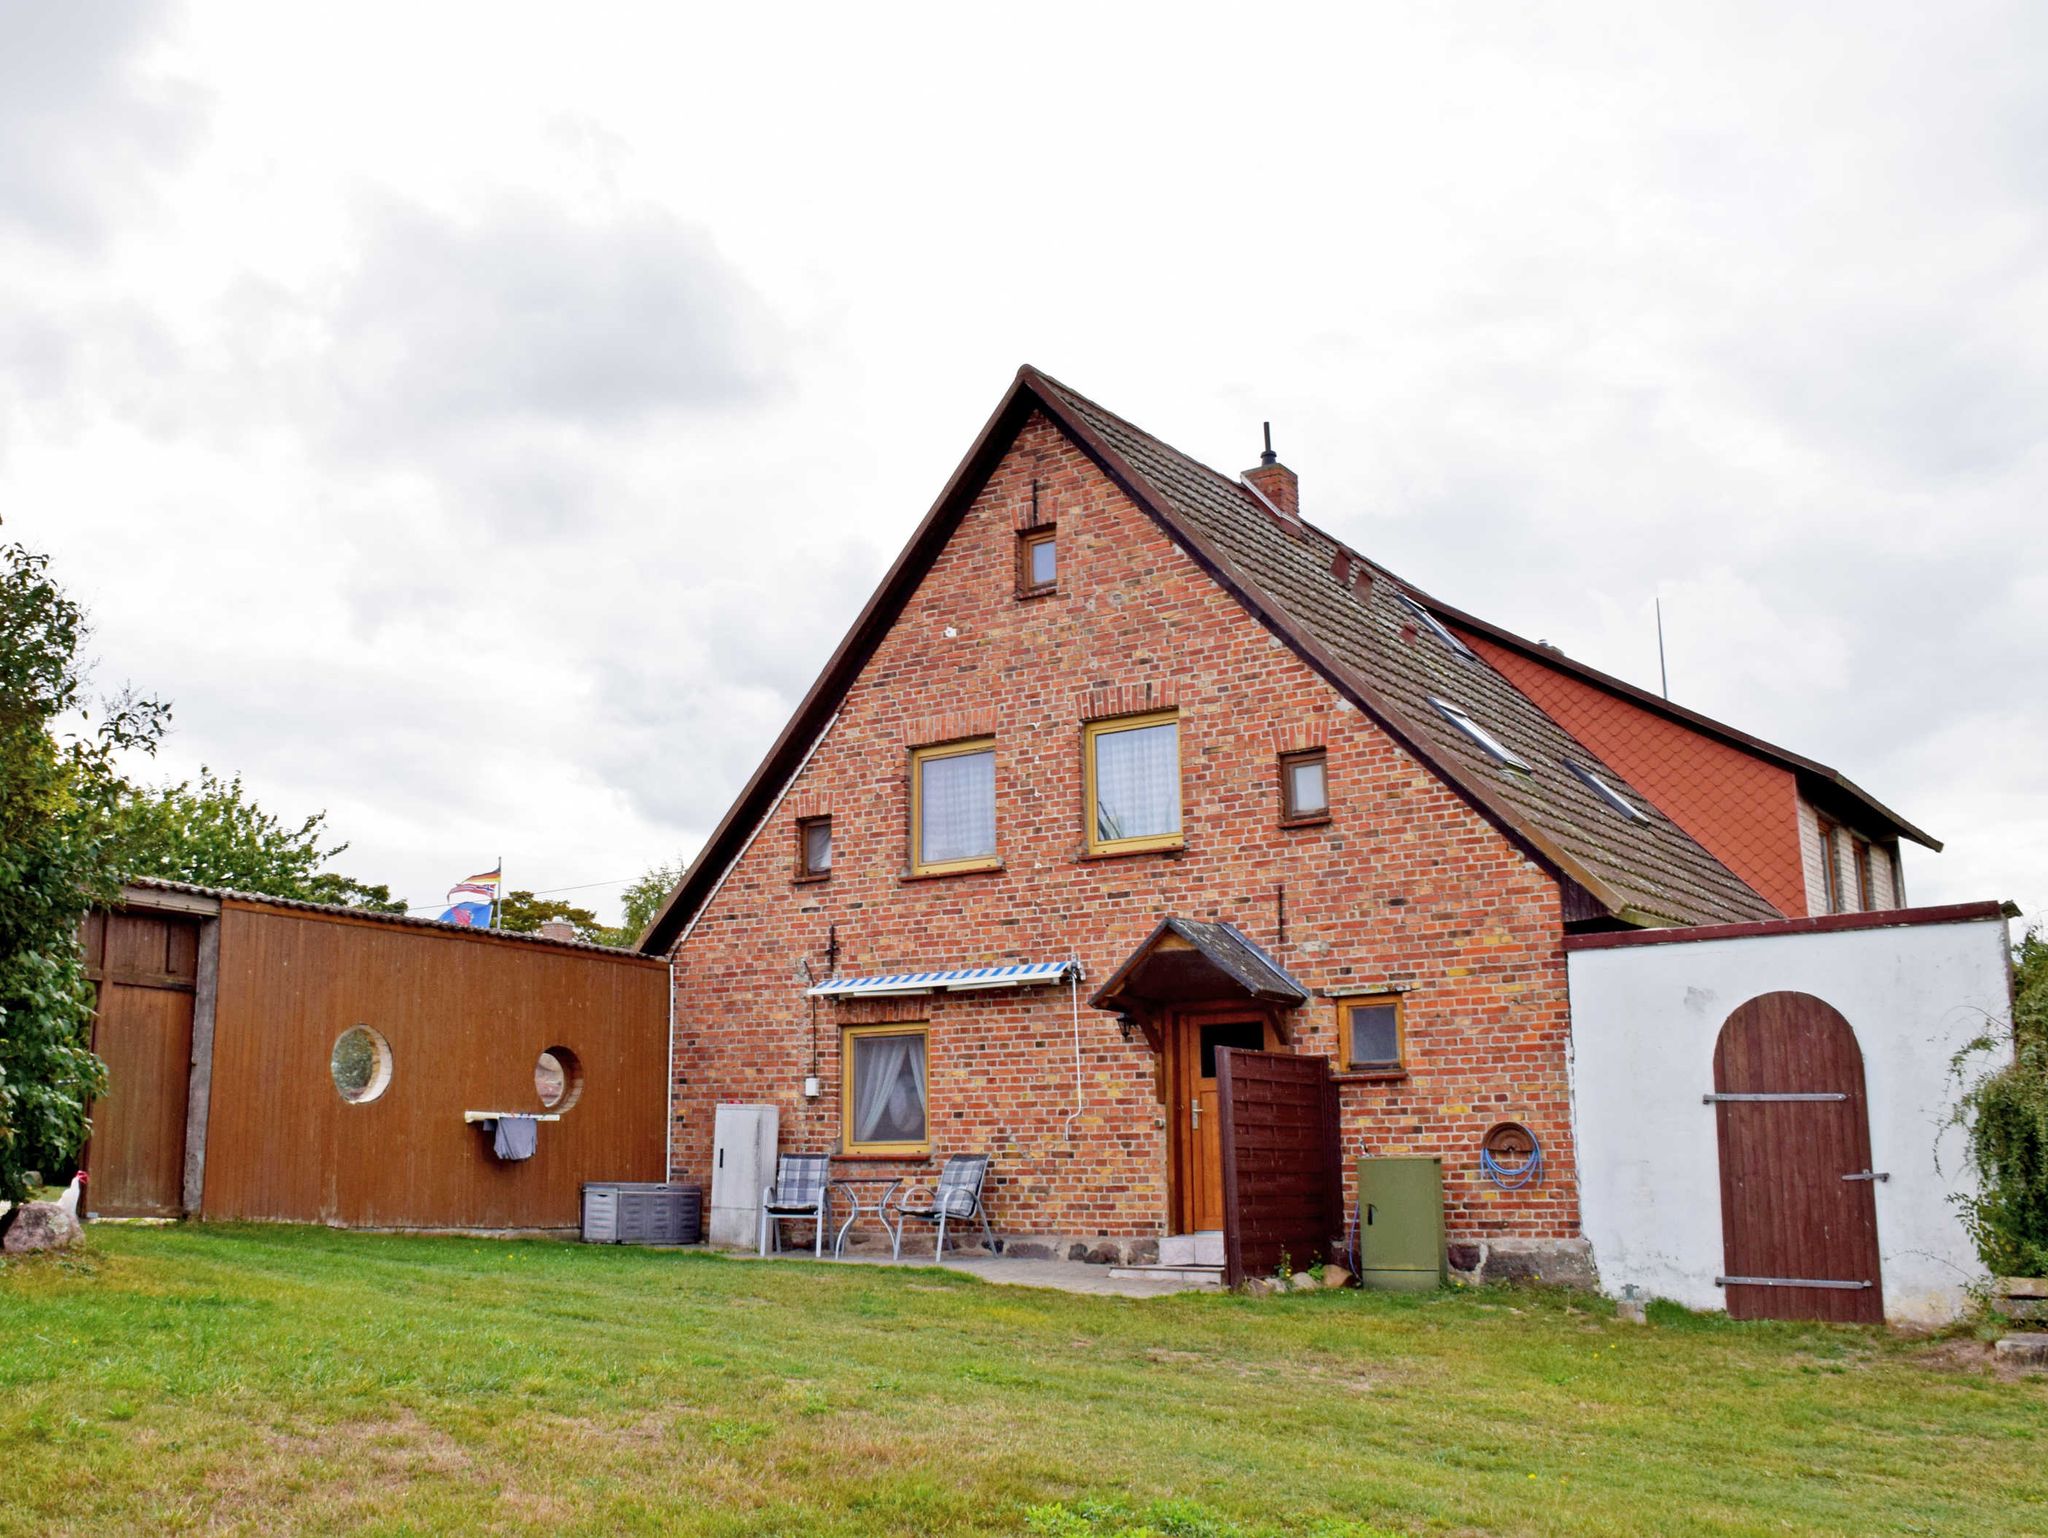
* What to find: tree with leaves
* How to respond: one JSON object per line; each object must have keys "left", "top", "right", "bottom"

{"left": 599, "top": 858, "right": 687, "bottom": 949}
{"left": 496, "top": 889, "right": 605, "bottom": 942}
{"left": 112, "top": 768, "right": 405, "bottom": 913}
{"left": 1950, "top": 927, "right": 2048, "bottom": 1278}
{"left": 0, "top": 544, "right": 169, "bottom": 1205}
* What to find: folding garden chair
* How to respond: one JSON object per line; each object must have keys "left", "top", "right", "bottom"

{"left": 759, "top": 1153, "right": 832, "bottom": 1258}
{"left": 891, "top": 1154, "right": 996, "bottom": 1261}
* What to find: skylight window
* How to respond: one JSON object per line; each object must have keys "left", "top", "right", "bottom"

{"left": 1565, "top": 760, "right": 1647, "bottom": 822}
{"left": 1429, "top": 697, "right": 1531, "bottom": 771}
{"left": 1397, "top": 594, "right": 1476, "bottom": 659}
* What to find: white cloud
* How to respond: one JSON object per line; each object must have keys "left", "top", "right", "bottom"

{"left": 3, "top": 0, "right": 2043, "bottom": 927}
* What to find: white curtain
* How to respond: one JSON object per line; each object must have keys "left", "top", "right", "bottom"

{"left": 920, "top": 749, "right": 995, "bottom": 864}
{"left": 1094, "top": 721, "right": 1179, "bottom": 841}
{"left": 852, "top": 1033, "right": 926, "bottom": 1144}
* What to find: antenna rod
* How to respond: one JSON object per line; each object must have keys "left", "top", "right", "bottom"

{"left": 1656, "top": 597, "right": 1669, "bottom": 700}
{"left": 1260, "top": 421, "right": 1276, "bottom": 466}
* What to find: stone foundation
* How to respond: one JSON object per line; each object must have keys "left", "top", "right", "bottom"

{"left": 1446, "top": 1236, "right": 1597, "bottom": 1289}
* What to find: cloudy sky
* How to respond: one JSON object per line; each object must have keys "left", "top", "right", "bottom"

{"left": 6, "top": 2, "right": 2043, "bottom": 926}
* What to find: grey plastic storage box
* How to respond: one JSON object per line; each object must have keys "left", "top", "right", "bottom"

{"left": 581, "top": 1182, "right": 703, "bottom": 1245}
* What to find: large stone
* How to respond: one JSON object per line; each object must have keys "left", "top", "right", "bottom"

{"left": 1446, "top": 1243, "right": 1483, "bottom": 1275}
{"left": 1128, "top": 1238, "right": 1159, "bottom": 1266}
{"left": 1085, "top": 1242, "right": 1121, "bottom": 1266}
{"left": 1322, "top": 1265, "right": 1353, "bottom": 1290}
{"left": 1003, "top": 1240, "right": 1059, "bottom": 1261}
{"left": 1289, "top": 1271, "right": 1317, "bottom": 1292}
{"left": 1993, "top": 1333, "right": 2048, "bottom": 1366}
{"left": 1242, "top": 1277, "right": 1277, "bottom": 1299}
{"left": 2, "top": 1202, "right": 83, "bottom": 1255}
{"left": 1067, "top": 1242, "right": 1092, "bottom": 1263}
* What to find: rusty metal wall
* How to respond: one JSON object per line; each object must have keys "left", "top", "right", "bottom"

{"left": 200, "top": 900, "right": 668, "bottom": 1229}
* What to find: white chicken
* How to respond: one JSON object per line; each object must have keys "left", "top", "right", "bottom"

{"left": 55, "top": 1171, "right": 86, "bottom": 1220}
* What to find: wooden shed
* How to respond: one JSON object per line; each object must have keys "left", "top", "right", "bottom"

{"left": 79, "top": 880, "right": 670, "bottom": 1231}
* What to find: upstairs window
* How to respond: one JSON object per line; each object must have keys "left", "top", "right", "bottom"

{"left": 1085, "top": 711, "right": 1182, "bottom": 855}
{"left": 1429, "top": 697, "right": 1531, "bottom": 772}
{"left": 1854, "top": 838, "right": 1875, "bottom": 911}
{"left": 1342, "top": 997, "right": 1404, "bottom": 1073}
{"left": 797, "top": 815, "right": 833, "bottom": 881}
{"left": 910, "top": 739, "right": 997, "bottom": 875}
{"left": 1397, "top": 594, "right": 1475, "bottom": 659}
{"left": 1564, "top": 760, "right": 1646, "bottom": 822}
{"left": 1279, "top": 748, "right": 1330, "bottom": 825}
{"left": 1816, "top": 817, "right": 1843, "bottom": 912}
{"left": 1018, "top": 527, "right": 1057, "bottom": 597}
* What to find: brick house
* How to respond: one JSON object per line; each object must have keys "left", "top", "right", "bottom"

{"left": 637, "top": 366, "right": 1937, "bottom": 1280}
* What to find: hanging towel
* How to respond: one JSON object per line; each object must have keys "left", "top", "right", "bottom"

{"left": 492, "top": 1114, "right": 539, "bottom": 1162}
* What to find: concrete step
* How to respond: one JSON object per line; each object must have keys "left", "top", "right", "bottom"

{"left": 1159, "top": 1230, "right": 1224, "bottom": 1268}
{"left": 1107, "top": 1264, "right": 1225, "bottom": 1287}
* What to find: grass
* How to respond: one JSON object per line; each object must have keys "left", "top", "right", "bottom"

{"left": 0, "top": 1226, "right": 2043, "bottom": 1536}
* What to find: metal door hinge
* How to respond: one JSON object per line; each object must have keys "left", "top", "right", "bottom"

{"left": 1702, "top": 1092, "right": 1846, "bottom": 1104}
{"left": 1841, "top": 1170, "right": 1890, "bottom": 1182}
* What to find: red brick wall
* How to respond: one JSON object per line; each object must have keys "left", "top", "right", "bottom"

{"left": 1462, "top": 636, "right": 1807, "bottom": 918}
{"left": 671, "top": 412, "right": 1579, "bottom": 1244}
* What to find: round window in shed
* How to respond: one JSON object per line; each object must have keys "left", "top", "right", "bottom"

{"left": 536, "top": 1046, "right": 584, "bottom": 1112}
{"left": 331, "top": 1025, "right": 393, "bottom": 1104}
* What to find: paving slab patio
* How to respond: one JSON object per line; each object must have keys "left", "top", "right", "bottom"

{"left": 740, "top": 1248, "right": 1220, "bottom": 1297}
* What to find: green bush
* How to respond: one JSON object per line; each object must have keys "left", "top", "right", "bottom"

{"left": 1950, "top": 928, "right": 2048, "bottom": 1278}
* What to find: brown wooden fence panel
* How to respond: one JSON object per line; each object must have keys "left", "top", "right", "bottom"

{"left": 1217, "top": 1049, "right": 1342, "bottom": 1287}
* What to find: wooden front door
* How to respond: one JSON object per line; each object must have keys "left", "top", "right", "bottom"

{"left": 81, "top": 910, "right": 201, "bottom": 1217}
{"left": 1713, "top": 991, "right": 1884, "bottom": 1324}
{"left": 1169, "top": 1011, "right": 1266, "bottom": 1233}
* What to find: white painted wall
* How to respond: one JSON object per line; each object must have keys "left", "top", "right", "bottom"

{"left": 1567, "top": 914, "right": 2012, "bottom": 1323}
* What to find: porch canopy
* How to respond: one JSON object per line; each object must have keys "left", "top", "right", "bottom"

{"left": 805, "top": 960, "right": 1078, "bottom": 999}
{"left": 1089, "top": 917, "right": 1309, "bottom": 1031}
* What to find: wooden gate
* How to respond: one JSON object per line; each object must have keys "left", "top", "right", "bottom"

{"left": 1215, "top": 1049, "right": 1342, "bottom": 1287}
{"left": 1712, "top": 991, "right": 1884, "bottom": 1324}
{"left": 81, "top": 909, "right": 204, "bottom": 1217}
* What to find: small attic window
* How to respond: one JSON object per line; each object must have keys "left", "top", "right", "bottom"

{"left": 1429, "top": 697, "right": 1531, "bottom": 771}
{"left": 1397, "top": 595, "right": 1475, "bottom": 659}
{"left": 1565, "top": 760, "right": 1647, "bottom": 822}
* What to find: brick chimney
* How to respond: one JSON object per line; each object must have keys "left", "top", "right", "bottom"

{"left": 1244, "top": 421, "right": 1299, "bottom": 525}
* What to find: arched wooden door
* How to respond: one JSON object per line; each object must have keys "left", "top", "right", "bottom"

{"left": 1712, "top": 992, "right": 1883, "bottom": 1324}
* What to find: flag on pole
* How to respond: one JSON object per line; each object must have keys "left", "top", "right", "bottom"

{"left": 439, "top": 866, "right": 502, "bottom": 927}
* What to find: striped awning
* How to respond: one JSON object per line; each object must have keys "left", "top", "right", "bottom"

{"left": 805, "top": 960, "right": 1078, "bottom": 999}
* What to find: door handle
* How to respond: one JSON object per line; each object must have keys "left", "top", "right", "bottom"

{"left": 1365, "top": 1203, "right": 1376, "bottom": 1227}
{"left": 1190, "top": 1102, "right": 1201, "bottom": 1129}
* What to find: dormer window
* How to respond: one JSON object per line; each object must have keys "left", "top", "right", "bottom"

{"left": 1564, "top": 760, "right": 1646, "bottom": 822}
{"left": 1429, "top": 697, "right": 1530, "bottom": 771}
{"left": 1397, "top": 594, "right": 1475, "bottom": 659}
{"left": 1018, "top": 527, "right": 1057, "bottom": 597}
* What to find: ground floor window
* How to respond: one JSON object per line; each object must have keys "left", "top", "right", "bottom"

{"left": 1341, "top": 996, "right": 1404, "bottom": 1073}
{"left": 842, "top": 1025, "right": 929, "bottom": 1153}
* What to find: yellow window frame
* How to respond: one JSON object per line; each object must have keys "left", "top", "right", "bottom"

{"left": 1083, "top": 709, "right": 1183, "bottom": 856}
{"left": 841, "top": 1023, "right": 930, "bottom": 1155}
{"left": 1341, "top": 994, "right": 1405, "bottom": 1072}
{"left": 908, "top": 737, "right": 999, "bottom": 876}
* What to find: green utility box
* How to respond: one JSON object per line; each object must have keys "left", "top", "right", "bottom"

{"left": 1357, "top": 1156, "right": 1447, "bottom": 1291}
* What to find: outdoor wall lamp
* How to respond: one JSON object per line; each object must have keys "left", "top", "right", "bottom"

{"left": 1116, "top": 1013, "right": 1138, "bottom": 1043}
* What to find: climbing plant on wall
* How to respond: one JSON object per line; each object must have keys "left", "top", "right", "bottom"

{"left": 1950, "top": 927, "right": 2048, "bottom": 1278}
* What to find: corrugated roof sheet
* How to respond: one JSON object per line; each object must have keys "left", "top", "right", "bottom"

{"left": 805, "top": 960, "right": 1078, "bottom": 998}
{"left": 119, "top": 877, "right": 657, "bottom": 960}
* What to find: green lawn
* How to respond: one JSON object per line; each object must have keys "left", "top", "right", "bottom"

{"left": 1, "top": 1226, "right": 2042, "bottom": 1537}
